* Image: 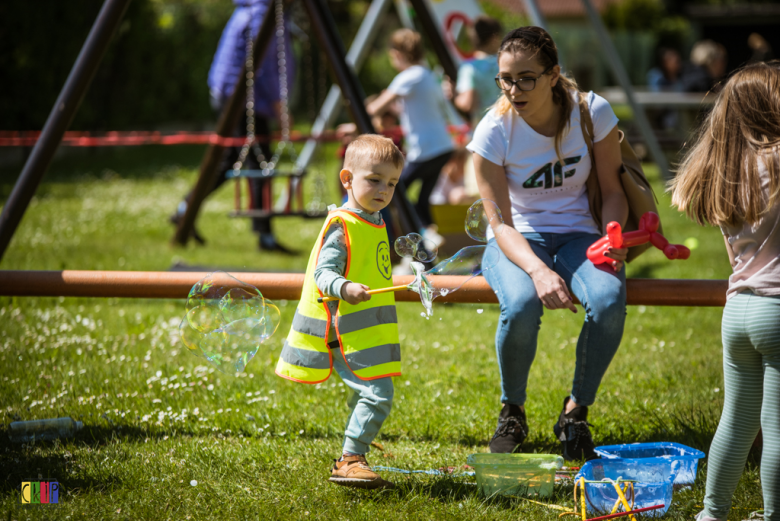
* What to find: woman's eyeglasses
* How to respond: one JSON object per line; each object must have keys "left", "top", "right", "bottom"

{"left": 494, "top": 65, "right": 554, "bottom": 92}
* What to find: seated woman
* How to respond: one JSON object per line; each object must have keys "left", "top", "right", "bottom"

{"left": 467, "top": 26, "right": 628, "bottom": 460}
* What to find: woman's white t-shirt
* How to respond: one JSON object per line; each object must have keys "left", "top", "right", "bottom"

{"left": 466, "top": 91, "right": 618, "bottom": 235}
{"left": 387, "top": 65, "right": 454, "bottom": 163}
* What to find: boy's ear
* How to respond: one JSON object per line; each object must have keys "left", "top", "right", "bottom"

{"left": 339, "top": 169, "right": 353, "bottom": 188}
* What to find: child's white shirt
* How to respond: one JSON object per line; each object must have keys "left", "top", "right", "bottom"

{"left": 387, "top": 64, "right": 454, "bottom": 163}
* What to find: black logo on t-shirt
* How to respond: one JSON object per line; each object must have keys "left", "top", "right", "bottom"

{"left": 523, "top": 156, "right": 582, "bottom": 189}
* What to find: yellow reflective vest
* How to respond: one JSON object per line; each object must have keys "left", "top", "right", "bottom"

{"left": 275, "top": 209, "right": 401, "bottom": 383}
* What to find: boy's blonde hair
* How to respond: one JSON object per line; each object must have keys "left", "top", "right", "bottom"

{"left": 671, "top": 61, "right": 780, "bottom": 227}
{"left": 343, "top": 134, "right": 404, "bottom": 172}
{"left": 390, "top": 29, "right": 423, "bottom": 64}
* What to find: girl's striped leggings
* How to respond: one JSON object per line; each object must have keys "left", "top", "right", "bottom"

{"left": 703, "top": 291, "right": 780, "bottom": 520}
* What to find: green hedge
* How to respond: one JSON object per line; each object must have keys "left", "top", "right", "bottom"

{"left": 1, "top": 0, "right": 412, "bottom": 132}
{"left": 0, "top": 0, "right": 237, "bottom": 131}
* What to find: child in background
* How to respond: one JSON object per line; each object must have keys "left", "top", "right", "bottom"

{"left": 336, "top": 95, "right": 403, "bottom": 201}
{"left": 368, "top": 29, "right": 454, "bottom": 247}
{"left": 439, "top": 17, "right": 503, "bottom": 208}
{"left": 429, "top": 148, "right": 479, "bottom": 206}
{"left": 444, "top": 16, "right": 503, "bottom": 127}
{"left": 276, "top": 135, "right": 404, "bottom": 490}
{"left": 671, "top": 61, "right": 780, "bottom": 521}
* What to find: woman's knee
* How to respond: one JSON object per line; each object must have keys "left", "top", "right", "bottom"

{"left": 500, "top": 290, "right": 543, "bottom": 327}
{"left": 583, "top": 283, "right": 626, "bottom": 323}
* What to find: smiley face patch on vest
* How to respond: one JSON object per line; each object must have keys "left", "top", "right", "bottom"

{"left": 376, "top": 241, "right": 392, "bottom": 280}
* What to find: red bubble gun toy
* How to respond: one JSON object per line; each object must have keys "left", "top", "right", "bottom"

{"left": 587, "top": 212, "right": 690, "bottom": 267}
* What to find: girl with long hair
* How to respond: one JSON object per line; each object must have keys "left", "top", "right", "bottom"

{"left": 466, "top": 27, "right": 628, "bottom": 460}
{"left": 671, "top": 61, "right": 780, "bottom": 521}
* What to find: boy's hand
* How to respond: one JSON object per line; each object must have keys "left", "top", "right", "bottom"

{"left": 341, "top": 282, "right": 371, "bottom": 305}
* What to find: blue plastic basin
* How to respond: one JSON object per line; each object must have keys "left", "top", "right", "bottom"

{"left": 575, "top": 458, "right": 678, "bottom": 516}
{"left": 595, "top": 442, "right": 705, "bottom": 485}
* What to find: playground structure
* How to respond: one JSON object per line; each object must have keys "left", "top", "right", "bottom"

{"left": 0, "top": 0, "right": 677, "bottom": 262}
{"left": 0, "top": 0, "right": 452, "bottom": 260}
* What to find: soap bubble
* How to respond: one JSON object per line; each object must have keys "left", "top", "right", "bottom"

{"left": 409, "top": 243, "right": 500, "bottom": 317}
{"left": 465, "top": 199, "right": 505, "bottom": 243}
{"left": 179, "top": 271, "right": 280, "bottom": 375}
{"left": 394, "top": 233, "right": 438, "bottom": 262}
{"left": 427, "top": 244, "right": 499, "bottom": 277}
{"left": 395, "top": 232, "right": 422, "bottom": 257}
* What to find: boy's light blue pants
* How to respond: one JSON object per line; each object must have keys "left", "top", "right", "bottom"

{"left": 331, "top": 343, "right": 394, "bottom": 455}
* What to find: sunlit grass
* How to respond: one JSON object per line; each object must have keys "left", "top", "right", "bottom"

{"left": 0, "top": 149, "right": 764, "bottom": 519}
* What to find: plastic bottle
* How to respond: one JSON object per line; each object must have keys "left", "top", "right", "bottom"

{"left": 7, "top": 417, "right": 83, "bottom": 443}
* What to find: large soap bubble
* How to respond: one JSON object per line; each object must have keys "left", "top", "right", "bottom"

{"left": 394, "top": 232, "right": 438, "bottom": 262}
{"left": 178, "top": 271, "right": 280, "bottom": 375}
{"left": 465, "top": 199, "right": 505, "bottom": 243}
{"left": 409, "top": 243, "right": 500, "bottom": 317}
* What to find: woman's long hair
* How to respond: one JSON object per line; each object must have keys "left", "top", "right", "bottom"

{"left": 670, "top": 61, "right": 780, "bottom": 227}
{"left": 492, "top": 26, "right": 579, "bottom": 163}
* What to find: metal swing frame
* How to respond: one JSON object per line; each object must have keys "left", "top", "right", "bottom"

{"left": 0, "top": 0, "right": 671, "bottom": 259}
{"left": 174, "top": 0, "right": 460, "bottom": 245}
{"left": 0, "top": 0, "right": 460, "bottom": 256}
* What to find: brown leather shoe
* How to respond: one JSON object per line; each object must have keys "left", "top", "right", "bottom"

{"left": 329, "top": 455, "right": 394, "bottom": 489}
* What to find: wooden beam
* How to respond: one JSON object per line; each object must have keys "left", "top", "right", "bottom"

{"left": 0, "top": 270, "right": 728, "bottom": 306}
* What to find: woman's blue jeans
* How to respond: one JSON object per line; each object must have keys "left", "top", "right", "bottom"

{"left": 483, "top": 232, "right": 626, "bottom": 407}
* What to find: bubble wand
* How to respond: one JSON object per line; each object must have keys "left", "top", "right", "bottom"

{"left": 317, "top": 268, "right": 428, "bottom": 304}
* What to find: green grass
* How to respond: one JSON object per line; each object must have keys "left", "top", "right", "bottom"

{"left": 0, "top": 148, "right": 766, "bottom": 520}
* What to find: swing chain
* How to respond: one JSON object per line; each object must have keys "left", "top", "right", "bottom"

{"left": 294, "top": 0, "right": 327, "bottom": 212}
{"left": 232, "top": 20, "right": 270, "bottom": 175}
{"left": 268, "top": 0, "right": 298, "bottom": 171}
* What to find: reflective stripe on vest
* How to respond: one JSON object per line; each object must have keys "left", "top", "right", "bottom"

{"left": 275, "top": 209, "right": 401, "bottom": 383}
{"left": 291, "top": 309, "right": 327, "bottom": 338}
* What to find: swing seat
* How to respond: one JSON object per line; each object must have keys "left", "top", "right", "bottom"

{"left": 228, "top": 167, "right": 329, "bottom": 220}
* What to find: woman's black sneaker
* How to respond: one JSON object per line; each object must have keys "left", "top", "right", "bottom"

{"left": 553, "top": 397, "right": 599, "bottom": 461}
{"left": 489, "top": 404, "right": 528, "bottom": 453}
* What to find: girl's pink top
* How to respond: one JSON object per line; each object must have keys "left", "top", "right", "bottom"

{"left": 721, "top": 151, "right": 780, "bottom": 299}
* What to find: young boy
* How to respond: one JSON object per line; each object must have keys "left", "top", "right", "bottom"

{"left": 275, "top": 134, "right": 404, "bottom": 489}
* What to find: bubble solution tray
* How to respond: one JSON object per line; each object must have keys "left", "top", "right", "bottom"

{"left": 466, "top": 453, "right": 563, "bottom": 498}
{"left": 575, "top": 458, "right": 679, "bottom": 517}
{"left": 594, "top": 442, "right": 705, "bottom": 486}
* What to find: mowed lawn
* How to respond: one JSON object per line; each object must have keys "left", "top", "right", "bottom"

{"left": 0, "top": 146, "right": 766, "bottom": 520}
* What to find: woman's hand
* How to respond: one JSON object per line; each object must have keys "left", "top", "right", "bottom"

{"left": 528, "top": 266, "right": 577, "bottom": 313}
{"left": 473, "top": 153, "right": 577, "bottom": 313}
{"left": 602, "top": 246, "right": 628, "bottom": 272}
